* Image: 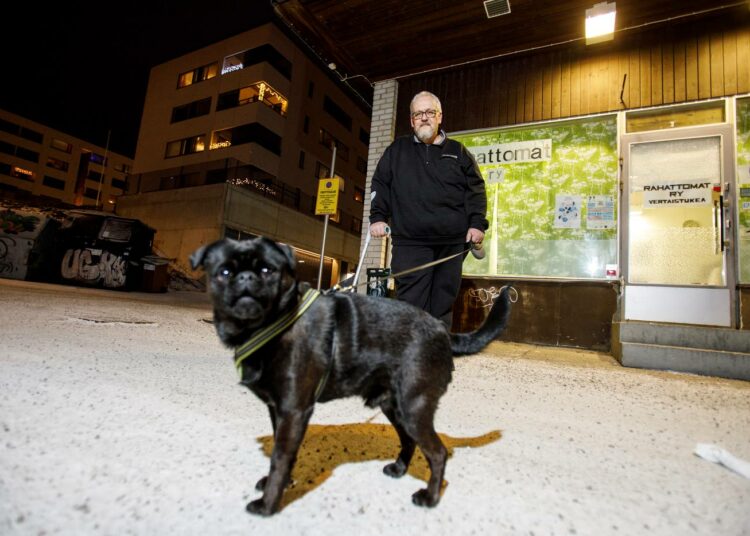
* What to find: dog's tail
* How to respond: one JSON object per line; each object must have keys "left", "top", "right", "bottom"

{"left": 450, "top": 285, "right": 513, "bottom": 356}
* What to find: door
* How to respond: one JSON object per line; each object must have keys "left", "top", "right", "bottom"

{"left": 622, "top": 124, "right": 736, "bottom": 327}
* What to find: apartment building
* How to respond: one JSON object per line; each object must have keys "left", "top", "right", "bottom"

{"left": 0, "top": 109, "right": 132, "bottom": 210}
{"left": 116, "top": 22, "right": 371, "bottom": 287}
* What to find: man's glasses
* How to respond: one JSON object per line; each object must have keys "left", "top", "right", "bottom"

{"left": 411, "top": 109, "right": 440, "bottom": 119}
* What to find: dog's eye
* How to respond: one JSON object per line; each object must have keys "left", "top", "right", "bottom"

{"left": 218, "top": 267, "right": 232, "bottom": 278}
{"left": 260, "top": 266, "right": 272, "bottom": 275}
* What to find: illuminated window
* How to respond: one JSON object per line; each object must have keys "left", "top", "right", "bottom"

{"left": 11, "top": 166, "right": 33, "bottom": 181}
{"left": 354, "top": 186, "right": 364, "bottom": 203}
{"left": 51, "top": 138, "right": 72, "bottom": 154}
{"left": 216, "top": 81, "right": 288, "bottom": 116}
{"left": 165, "top": 134, "right": 206, "bottom": 158}
{"left": 221, "top": 45, "right": 291, "bottom": 79}
{"left": 177, "top": 62, "right": 218, "bottom": 88}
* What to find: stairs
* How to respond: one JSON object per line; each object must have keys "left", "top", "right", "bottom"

{"left": 612, "top": 321, "right": 750, "bottom": 381}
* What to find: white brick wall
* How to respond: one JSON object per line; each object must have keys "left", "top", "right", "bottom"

{"left": 357, "top": 79, "right": 398, "bottom": 290}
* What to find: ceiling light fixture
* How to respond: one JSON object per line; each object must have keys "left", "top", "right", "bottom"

{"left": 585, "top": 1, "right": 616, "bottom": 45}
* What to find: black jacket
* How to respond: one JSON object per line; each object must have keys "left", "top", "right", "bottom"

{"left": 370, "top": 133, "right": 488, "bottom": 245}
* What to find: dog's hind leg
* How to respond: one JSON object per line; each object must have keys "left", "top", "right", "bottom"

{"left": 255, "top": 405, "right": 279, "bottom": 492}
{"left": 380, "top": 397, "right": 416, "bottom": 478}
{"left": 401, "top": 395, "right": 448, "bottom": 508}
{"left": 247, "top": 407, "right": 313, "bottom": 516}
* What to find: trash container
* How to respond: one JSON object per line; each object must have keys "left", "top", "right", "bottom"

{"left": 366, "top": 268, "right": 390, "bottom": 297}
{"left": 140, "top": 255, "right": 170, "bottom": 293}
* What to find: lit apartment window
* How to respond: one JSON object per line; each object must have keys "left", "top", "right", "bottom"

{"left": 319, "top": 128, "right": 349, "bottom": 161}
{"left": 354, "top": 186, "right": 365, "bottom": 203}
{"left": 51, "top": 138, "right": 72, "bottom": 154}
{"left": 165, "top": 135, "right": 206, "bottom": 158}
{"left": 177, "top": 62, "right": 218, "bottom": 88}
{"left": 220, "top": 44, "right": 292, "bottom": 79}
{"left": 209, "top": 123, "right": 281, "bottom": 155}
{"left": 46, "top": 157, "right": 69, "bottom": 172}
{"left": 216, "top": 81, "right": 288, "bottom": 116}
{"left": 89, "top": 152, "right": 106, "bottom": 165}
{"left": 11, "top": 166, "right": 34, "bottom": 181}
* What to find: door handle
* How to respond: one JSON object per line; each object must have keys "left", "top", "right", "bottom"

{"left": 719, "top": 194, "right": 725, "bottom": 253}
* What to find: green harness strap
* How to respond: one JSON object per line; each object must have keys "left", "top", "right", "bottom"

{"left": 234, "top": 288, "right": 320, "bottom": 374}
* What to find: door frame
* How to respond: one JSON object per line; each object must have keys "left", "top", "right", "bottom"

{"left": 621, "top": 122, "right": 738, "bottom": 327}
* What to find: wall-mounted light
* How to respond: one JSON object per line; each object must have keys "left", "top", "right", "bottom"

{"left": 585, "top": 1, "right": 616, "bottom": 45}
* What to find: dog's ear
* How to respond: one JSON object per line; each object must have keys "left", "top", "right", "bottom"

{"left": 190, "top": 240, "right": 223, "bottom": 270}
{"left": 259, "top": 237, "right": 296, "bottom": 271}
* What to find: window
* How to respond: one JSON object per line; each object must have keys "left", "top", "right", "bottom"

{"left": 356, "top": 156, "right": 367, "bottom": 174}
{"left": 209, "top": 123, "right": 281, "bottom": 155}
{"left": 298, "top": 150, "right": 305, "bottom": 169}
{"left": 171, "top": 97, "right": 212, "bottom": 123}
{"left": 111, "top": 177, "right": 127, "bottom": 190}
{"left": 177, "top": 62, "right": 218, "bottom": 88}
{"left": 89, "top": 152, "right": 106, "bottom": 165}
{"left": 359, "top": 127, "right": 370, "bottom": 146}
{"left": 319, "top": 128, "right": 349, "bottom": 161}
{"left": 216, "top": 81, "right": 288, "bottom": 116}
{"left": 88, "top": 170, "right": 103, "bottom": 182}
{"left": 221, "top": 44, "right": 292, "bottom": 79}
{"left": 351, "top": 217, "right": 362, "bottom": 234}
{"left": 51, "top": 138, "right": 72, "bottom": 154}
{"left": 165, "top": 134, "right": 206, "bottom": 158}
{"left": 15, "top": 146, "right": 39, "bottom": 163}
{"left": 113, "top": 162, "right": 130, "bottom": 173}
{"left": 303, "top": 115, "right": 310, "bottom": 134}
{"left": 354, "top": 186, "right": 365, "bottom": 203}
{"left": 47, "top": 157, "right": 69, "bottom": 172}
{"left": 11, "top": 166, "right": 34, "bottom": 181}
{"left": 84, "top": 187, "right": 99, "bottom": 200}
{"left": 0, "top": 119, "right": 41, "bottom": 143}
{"left": 43, "top": 175, "right": 66, "bottom": 190}
{"left": 308, "top": 81, "right": 314, "bottom": 98}
{"left": 323, "top": 96, "right": 352, "bottom": 131}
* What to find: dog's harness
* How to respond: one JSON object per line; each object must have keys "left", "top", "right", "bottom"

{"left": 234, "top": 288, "right": 323, "bottom": 387}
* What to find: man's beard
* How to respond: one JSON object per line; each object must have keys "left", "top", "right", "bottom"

{"left": 415, "top": 124, "right": 435, "bottom": 143}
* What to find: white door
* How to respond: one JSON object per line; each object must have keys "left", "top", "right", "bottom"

{"left": 622, "top": 124, "right": 737, "bottom": 327}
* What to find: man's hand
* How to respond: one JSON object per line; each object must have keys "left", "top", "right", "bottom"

{"left": 466, "top": 228, "right": 484, "bottom": 245}
{"left": 370, "top": 222, "right": 390, "bottom": 238}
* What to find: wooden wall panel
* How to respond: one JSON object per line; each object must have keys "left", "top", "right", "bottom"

{"left": 396, "top": 24, "right": 750, "bottom": 137}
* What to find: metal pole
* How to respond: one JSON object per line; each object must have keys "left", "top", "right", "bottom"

{"left": 95, "top": 129, "right": 111, "bottom": 210}
{"left": 317, "top": 143, "right": 337, "bottom": 290}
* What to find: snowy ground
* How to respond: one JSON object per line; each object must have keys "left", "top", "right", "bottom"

{"left": 1, "top": 278, "right": 749, "bottom": 535}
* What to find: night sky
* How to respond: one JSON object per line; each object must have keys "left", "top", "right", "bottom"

{"left": 0, "top": 1, "right": 276, "bottom": 157}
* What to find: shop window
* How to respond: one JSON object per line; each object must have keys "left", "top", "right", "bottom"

{"left": 736, "top": 97, "right": 750, "bottom": 283}
{"left": 626, "top": 101, "right": 725, "bottom": 133}
{"left": 453, "top": 115, "right": 619, "bottom": 279}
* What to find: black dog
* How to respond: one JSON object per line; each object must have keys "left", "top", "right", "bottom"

{"left": 190, "top": 237, "right": 511, "bottom": 516}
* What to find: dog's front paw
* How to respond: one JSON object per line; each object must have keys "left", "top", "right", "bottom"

{"left": 411, "top": 488, "right": 440, "bottom": 508}
{"left": 383, "top": 461, "right": 407, "bottom": 478}
{"left": 255, "top": 476, "right": 267, "bottom": 491}
{"left": 246, "top": 498, "right": 275, "bottom": 516}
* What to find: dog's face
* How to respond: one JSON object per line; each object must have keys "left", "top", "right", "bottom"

{"left": 190, "top": 237, "right": 298, "bottom": 345}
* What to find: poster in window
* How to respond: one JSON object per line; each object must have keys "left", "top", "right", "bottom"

{"left": 586, "top": 195, "right": 615, "bottom": 229}
{"left": 554, "top": 194, "right": 581, "bottom": 228}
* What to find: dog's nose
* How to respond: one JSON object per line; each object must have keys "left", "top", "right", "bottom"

{"left": 236, "top": 271, "right": 256, "bottom": 284}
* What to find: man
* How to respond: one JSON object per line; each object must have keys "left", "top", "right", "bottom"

{"left": 369, "top": 91, "right": 488, "bottom": 327}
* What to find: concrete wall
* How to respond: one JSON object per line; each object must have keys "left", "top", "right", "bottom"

{"left": 116, "top": 184, "right": 226, "bottom": 271}
{"left": 117, "top": 183, "right": 361, "bottom": 273}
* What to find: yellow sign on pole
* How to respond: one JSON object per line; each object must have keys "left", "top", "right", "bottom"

{"left": 315, "top": 177, "right": 340, "bottom": 215}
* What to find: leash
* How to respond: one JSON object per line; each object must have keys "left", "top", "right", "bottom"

{"left": 328, "top": 242, "right": 475, "bottom": 294}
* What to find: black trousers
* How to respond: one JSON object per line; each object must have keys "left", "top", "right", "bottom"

{"left": 391, "top": 243, "right": 466, "bottom": 328}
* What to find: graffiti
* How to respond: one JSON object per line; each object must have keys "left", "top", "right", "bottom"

{"left": 467, "top": 286, "right": 502, "bottom": 309}
{"left": 1, "top": 209, "right": 40, "bottom": 235}
{"left": 0, "top": 236, "right": 17, "bottom": 275}
{"left": 61, "top": 249, "right": 128, "bottom": 288}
